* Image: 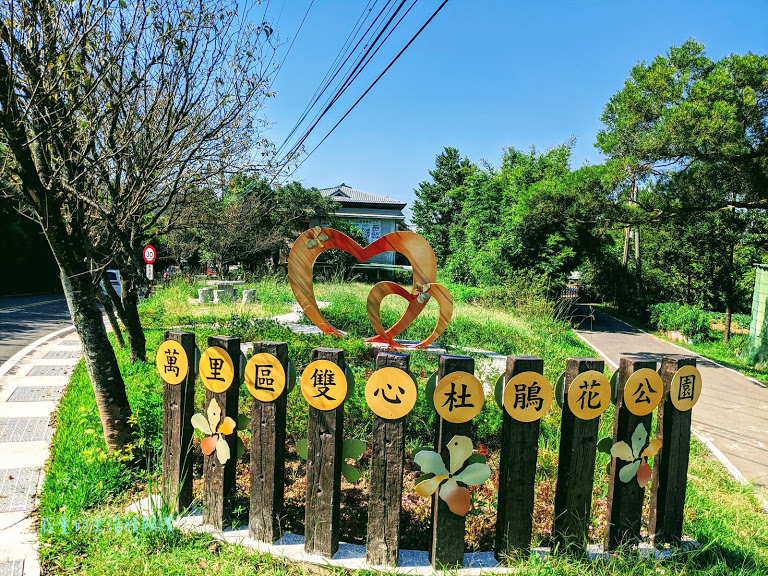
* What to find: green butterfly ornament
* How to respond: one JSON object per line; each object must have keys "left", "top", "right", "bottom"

{"left": 414, "top": 436, "right": 491, "bottom": 517}
{"left": 610, "top": 423, "right": 662, "bottom": 487}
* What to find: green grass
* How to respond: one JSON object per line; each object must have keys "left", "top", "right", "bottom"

{"left": 37, "top": 280, "right": 768, "bottom": 575}
{"left": 140, "top": 277, "right": 295, "bottom": 328}
{"left": 596, "top": 305, "right": 768, "bottom": 386}
{"left": 663, "top": 330, "right": 768, "bottom": 386}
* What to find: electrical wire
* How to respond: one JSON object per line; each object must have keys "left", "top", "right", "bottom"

{"left": 277, "top": 0, "right": 411, "bottom": 164}
{"left": 275, "top": 0, "right": 393, "bottom": 158}
{"left": 281, "top": 0, "right": 450, "bottom": 181}
{"left": 267, "top": 0, "right": 315, "bottom": 89}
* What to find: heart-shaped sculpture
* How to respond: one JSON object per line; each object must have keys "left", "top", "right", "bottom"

{"left": 287, "top": 227, "right": 453, "bottom": 349}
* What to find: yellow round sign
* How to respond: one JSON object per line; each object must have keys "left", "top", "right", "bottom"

{"left": 670, "top": 365, "right": 702, "bottom": 411}
{"left": 503, "top": 371, "right": 552, "bottom": 422}
{"left": 301, "top": 360, "right": 347, "bottom": 410}
{"left": 623, "top": 368, "right": 664, "bottom": 416}
{"left": 244, "top": 353, "right": 286, "bottom": 402}
{"left": 567, "top": 370, "right": 611, "bottom": 420}
{"left": 199, "top": 346, "right": 235, "bottom": 393}
{"left": 155, "top": 340, "right": 189, "bottom": 385}
{"left": 434, "top": 371, "right": 484, "bottom": 423}
{"left": 365, "top": 367, "right": 417, "bottom": 420}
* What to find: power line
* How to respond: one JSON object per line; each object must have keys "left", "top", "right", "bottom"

{"left": 278, "top": 0, "right": 412, "bottom": 165}
{"left": 267, "top": 0, "right": 315, "bottom": 89}
{"left": 283, "top": 0, "right": 450, "bottom": 180}
{"left": 275, "top": 0, "right": 393, "bottom": 158}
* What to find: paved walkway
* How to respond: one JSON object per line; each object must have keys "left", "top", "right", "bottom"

{"left": 0, "top": 327, "right": 80, "bottom": 576}
{"left": 574, "top": 308, "right": 768, "bottom": 492}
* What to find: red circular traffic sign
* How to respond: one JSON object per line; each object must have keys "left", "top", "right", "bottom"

{"left": 143, "top": 245, "right": 157, "bottom": 264}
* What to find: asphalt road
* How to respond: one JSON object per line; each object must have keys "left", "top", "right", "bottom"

{"left": 0, "top": 293, "right": 72, "bottom": 365}
{"left": 573, "top": 307, "right": 768, "bottom": 490}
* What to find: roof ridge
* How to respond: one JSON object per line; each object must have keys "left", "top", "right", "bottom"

{"left": 317, "top": 184, "right": 405, "bottom": 206}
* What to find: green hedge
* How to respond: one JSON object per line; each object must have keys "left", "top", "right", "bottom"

{"left": 649, "top": 302, "right": 710, "bottom": 341}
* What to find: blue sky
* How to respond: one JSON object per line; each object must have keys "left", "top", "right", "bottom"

{"left": 257, "top": 1, "right": 768, "bottom": 219}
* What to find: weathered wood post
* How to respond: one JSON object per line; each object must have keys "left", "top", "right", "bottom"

{"left": 160, "top": 330, "right": 196, "bottom": 514}
{"left": 248, "top": 341, "right": 289, "bottom": 543}
{"left": 605, "top": 356, "right": 659, "bottom": 551}
{"left": 495, "top": 356, "right": 544, "bottom": 560}
{"left": 366, "top": 351, "right": 410, "bottom": 567}
{"left": 430, "top": 354, "right": 475, "bottom": 569}
{"left": 201, "top": 335, "right": 241, "bottom": 530}
{"left": 553, "top": 357, "right": 604, "bottom": 554}
{"left": 650, "top": 355, "right": 697, "bottom": 546}
{"left": 304, "top": 348, "right": 346, "bottom": 558}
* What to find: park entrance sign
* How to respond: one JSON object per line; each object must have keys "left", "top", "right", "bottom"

{"left": 155, "top": 226, "right": 704, "bottom": 568}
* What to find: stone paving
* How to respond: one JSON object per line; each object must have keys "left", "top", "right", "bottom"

{"left": 0, "top": 328, "right": 80, "bottom": 576}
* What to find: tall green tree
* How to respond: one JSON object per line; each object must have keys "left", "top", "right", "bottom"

{"left": 597, "top": 39, "right": 768, "bottom": 209}
{"left": 597, "top": 39, "right": 768, "bottom": 321}
{"left": 444, "top": 143, "right": 615, "bottom": 288}
{"left": 412, "top": 147, "right": 474, "bottom": 266}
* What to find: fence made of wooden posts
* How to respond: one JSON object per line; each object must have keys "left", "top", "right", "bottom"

{"left": 158, "top": 330, "right": 701, "bottom": 569}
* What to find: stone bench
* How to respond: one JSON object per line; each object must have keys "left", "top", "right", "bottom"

{"left": 213, "top": 289, "right": 233, "bottom": 304}
{"left": 242, "top": 289, "right": 256, "bottom": 304}
{"left": 198, "top": 288, "right": 213, "bottom": 303}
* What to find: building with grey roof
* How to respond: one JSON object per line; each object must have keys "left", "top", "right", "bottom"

{"left": 310, "top": 183, "right": 407, "bottom": 265}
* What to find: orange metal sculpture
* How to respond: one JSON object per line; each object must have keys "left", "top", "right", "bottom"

{"left": 287, "top": 226, "right": 453, "bottom": 349}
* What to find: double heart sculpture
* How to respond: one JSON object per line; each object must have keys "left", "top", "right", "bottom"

{"left": 287, "top": 226, "right": 453, "bottom": 349}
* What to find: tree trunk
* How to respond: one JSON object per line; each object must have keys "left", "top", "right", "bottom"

{"left": 121, "top": 288, "right": 147, "bottom": 362}
{"left": 622, "top": 226, "right": 630, "bottom": 301}
{"left": 104, "top": 273, "right": 146, "bottom": 363}
{"left": 723, "top": 229, "right": 735, "bottom": 345}
{"left": 635, "top": 225, "right": 643, "bottom": 303}
{"left": 45, "top": 218, "right": 135, "bottom": 451}
{"left": 95, "top": 289, "right": 126, "bottom": 349}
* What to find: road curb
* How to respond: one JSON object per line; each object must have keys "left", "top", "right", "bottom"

{"left": 0, "top": 325, "right": 76, "bottom": 379}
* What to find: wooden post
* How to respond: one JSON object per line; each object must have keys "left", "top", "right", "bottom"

{"left": 249, "top": 341, "right": 289, "bottom": 543}
{"left": 161, "top": 330, "right": 196, "bottom": 514}
{"left": 203, "top": 335, "right": 241, "bottom": 530}
{"left": 605, "top": 356, "right": 657, "bottom": 551}
{"left": 650, "top": 355, "right": 696, "bottom": 546}
{"left": 366, "top": 351, "right": 410, "bottom": 567}
{"left": 430, "top": 354, "right": 474, "bottom": 569}
{"left": 304, "top": 348, "right": 345, "bottom": 558}
{"left": 495, "top": 356, "right": 544, "bottom": 561}
{"left": 553, "top": 357, "right": 604, "bottom": 554}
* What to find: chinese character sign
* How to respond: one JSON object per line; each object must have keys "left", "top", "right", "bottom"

{"left": 198, "top": 346, "right": 235, "bottom": 393}
{"left": 245, "top": 353, "right": 286, "bottom": 402}
{"left": 566, "top": 370, "right": 611, "bottom": 420}
{"left": 623, "top": 368, "right": 664, "bottom": 416}
{"left": 670, "top": 365, "right": 702, "bottom": 411}
{"left": 434, "top": 371, "right": 484, "bottom": 423}
{"left": 503, "top": 371, "right": 553, "bottom": 422}
{"left": 155, "top": 340, "right": 189, "bottom": 385}
{"left": 364, "top": 367, "right": 417, "bottom": 419}
{"left": 300, "top": 360, "right": 348, "bottom": 411}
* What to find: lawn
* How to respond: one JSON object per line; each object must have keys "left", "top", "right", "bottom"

{"left": 37, "top": 279, "right": 768, "bottom": 575}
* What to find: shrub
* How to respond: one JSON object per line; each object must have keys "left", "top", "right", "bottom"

{"left": 649, "top": 302, "right": 710, "bottom": 341}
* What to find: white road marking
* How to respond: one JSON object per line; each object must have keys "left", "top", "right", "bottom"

{"left": 0, "top": 325, "right": 76, "bottom": 378}
{"left": 573, "top": 331, "right": 618, "bottom": 369}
